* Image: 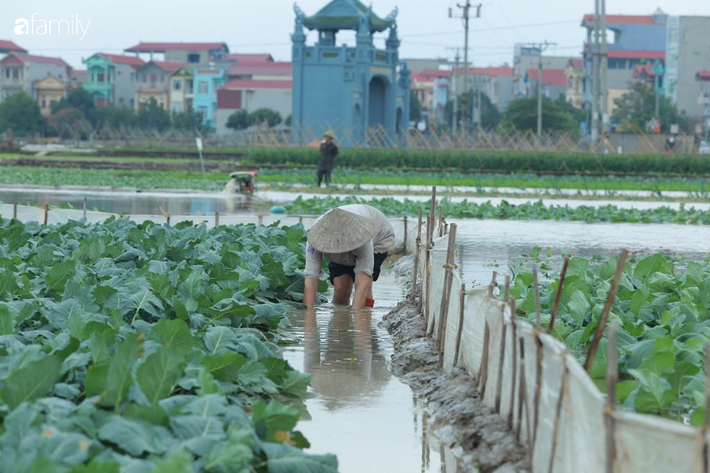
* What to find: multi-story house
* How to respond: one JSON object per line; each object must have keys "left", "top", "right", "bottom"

{"left": 135, "top": 61, "right": 185, "bottom": 110}
{"left": 168, "top": 67, "right": 194, "bottom": 114}
{"left": 565, "top": 59, "right": 584, "bottom": 109}
{"left": 451, "top": 66, "right": 514, "bottom": 112}
{"left": 83, "top": 53, "right": 145, "bottom": 108}
{"left": 0, "top": 40, "right": 27, "bottom": 58}
{"left": 227, "top": 62, "right": 292, "bottom": 82}
{"left": 525, "top": 68, "right": 568, "bottom": 101}
{"left": 581, "top": 12, "right": 667, "bottom": 117}
{"left": 34, "top": 76, "right": 67, "bottom": 116}
{"left": 513, "top": 44, "right": 574, "bottom": 100}
{"left": 665, "top": 16, "right": 710, "bottom": 120}
{"left": 0, "top": 53, "right": 71, "bottom": 102}
{"left": 124, "top": 42, "right": 229, "bottom": 67}
{"left": 410, "top": 69, "right": 450, "bottom": 124}
{"left": 193, "top": 68, "right": 226, "bottom": 128}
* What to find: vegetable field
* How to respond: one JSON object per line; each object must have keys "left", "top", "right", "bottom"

{"left": 0, "top": 217, "right": 337, "bottom": 472}
{"left": 285, "top": 196, "right": 710, "bottom": 225}
{"left": 511, "top": 252, "right": 710, "bottom": 423}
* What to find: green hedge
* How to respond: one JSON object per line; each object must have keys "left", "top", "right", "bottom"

{"left": 245, "top": 148, "right": 710, "bottom": 175}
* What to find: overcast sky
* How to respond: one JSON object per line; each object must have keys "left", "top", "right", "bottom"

{"left": 5, "top": 0, "right": 710, "bottom": 69}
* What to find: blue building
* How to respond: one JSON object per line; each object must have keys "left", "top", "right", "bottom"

{"left": 193, "top": 68, "right": 226, "bottom": 129}
{"left": 291, "top": 0, "right": 410, "bottom": 146}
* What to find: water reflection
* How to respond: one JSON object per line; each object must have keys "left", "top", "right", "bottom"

{"left": 302, "top": 307, "right": 391, "bottom": 410}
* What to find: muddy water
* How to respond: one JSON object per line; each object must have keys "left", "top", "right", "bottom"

{"left": 451, "top": 218, "right": 710, "bottom": 285}
{"left": 281, "top": 263, "right": 459, "bottom": 473}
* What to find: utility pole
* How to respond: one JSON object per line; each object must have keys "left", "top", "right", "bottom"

{"left": 591, "top": 0, "right": 601, "bottom": 145}
{"left": 446, "top": 47, "right": 461, "bottom": 134}
{"left": 450, "top": 2, "right": 481, "bottom": 137}
{"left": 600, "top": 0, "right": 608, "bottom": 135}
{"left": 524, "top": 41, "right": 556, "bottom": 138}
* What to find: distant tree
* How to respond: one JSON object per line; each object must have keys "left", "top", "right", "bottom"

{"left": 100, "top": 106, "right": 137, "bottom": 129}
{"left": 226, "top": 109, "right": 250, "bottom": 130}
{"left": 48, "top": 108, "right": 90, "bottom": 138}
{"left": 554, "top": 96, "right": 585, "bottom": 126}
{"left": 611, "top": 82, "right": 687, "bottom": 133}
{"left": 0, "top": 90, "right": 45, "bottom": 136}
{"left": 502, "top": 97, "right": 578, "bottom": 134}
{"left": 409, "top": 93, "right": 422, "bottom": 122}
{"left": 52, "top": 88, "right": 97, "bottom": 124}
{"left": 135, "top": 98, "right": 170, "bottom": 131}
{"left": 285, "top": 114, "right": 292, "bottom": 127}
{"left": 249, "top": 108, "right": 282, "bottom": 127}
{"left": 172, "top": 111, "right": 209, "bottom": 133}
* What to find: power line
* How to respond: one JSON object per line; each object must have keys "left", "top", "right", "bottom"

{"left": 401, "top": 19, "right": 578, "bottom": 38}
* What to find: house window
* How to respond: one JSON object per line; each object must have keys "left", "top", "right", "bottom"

{"left": 188, "top": 53, "right": 201, "bottom": 64}
{"left": 130, "top": 73, "right": 135, "bottom": 82}
{"left": 42, "top": 99, "right": 46, "bottom": 109}
{"left": 172, "top": 103, "right": 182, "bottom": 113}
{"left": 186, "top": 79, "right": 193, "bottom": 92}
{"left": 98, "top": 73, "right": 105, "bottom": 82}
{"left": 198, "top": 82, "right": 208, "bottom": 94}
{"left": 142, "top": 74, "right": 147, "bottom": 82}
{"left": 12, "top": 69, "right": 19, "bottom": 79}
{"left": 173, "top": 80, "right": 182, "bottom": 90}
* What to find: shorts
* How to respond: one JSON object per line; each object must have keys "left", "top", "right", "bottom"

{"left": 328, "top": 252, "right": 388, "bottom": 284}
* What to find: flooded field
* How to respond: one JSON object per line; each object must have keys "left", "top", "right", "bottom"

{"left": 282, "top": 263, "right": 458, "bottom": 473}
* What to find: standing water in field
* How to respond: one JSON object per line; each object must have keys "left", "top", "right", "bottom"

{"left": 282, "top": 263, "right": 459, "bottom": 473}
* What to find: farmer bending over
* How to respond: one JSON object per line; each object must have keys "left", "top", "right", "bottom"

{"left": 303, "top": 204, "right": 394, "bottom": 310}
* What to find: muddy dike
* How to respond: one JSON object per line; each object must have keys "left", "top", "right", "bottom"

{"left": 381, "top": 257, "right": 529, "bottom": 473}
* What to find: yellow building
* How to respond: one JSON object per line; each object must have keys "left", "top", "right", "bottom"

{"left": 33, "top": 76, "right": 67, "bottom": 117}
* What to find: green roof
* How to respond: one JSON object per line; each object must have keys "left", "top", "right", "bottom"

{"left": 302, "top": 0, "right": 395, "bottom": 32}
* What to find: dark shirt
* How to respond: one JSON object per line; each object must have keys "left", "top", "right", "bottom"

{"left": 318, "top": 141, "right": 339, "bottom": 171}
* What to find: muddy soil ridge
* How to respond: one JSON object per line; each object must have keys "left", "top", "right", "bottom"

{"left": 381, "top": 257, "right": 529, "bottom": 473}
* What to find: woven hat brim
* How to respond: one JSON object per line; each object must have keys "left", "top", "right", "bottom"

{"left": 307, "top": 208, "right": 375, "bottom": 253}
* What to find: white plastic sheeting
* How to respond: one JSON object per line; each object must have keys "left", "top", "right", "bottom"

{"left": 417, "top": 231, "right": 705, "bottom": 473}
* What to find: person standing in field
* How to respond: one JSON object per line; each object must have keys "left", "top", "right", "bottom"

{"left": 317, "top": 130, "right": 338, "bottom": 187}
{"left": 303, "top": 204, "right": 394, "bottom": 310}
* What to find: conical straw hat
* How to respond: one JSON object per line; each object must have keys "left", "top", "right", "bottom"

{"left": 307, "top": 208, "right": 375, "bottom": 253}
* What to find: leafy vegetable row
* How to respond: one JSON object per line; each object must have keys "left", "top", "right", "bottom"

{"left": 284, "top": 196, "right": 710, "bottom": 225}
{"left": 0, "top": 217, "right": 336, "bottom": 472}
{"left": 247, "top": 148, "right": 710, "bottom": 176}
{"left": 510, "top": 252, "right": 710, "bottom": 423}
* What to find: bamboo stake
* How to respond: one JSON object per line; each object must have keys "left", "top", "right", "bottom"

{"left": 215, "top": 211, "right": 219, "bottom": 227}
{"left": 166, "top": 214, "right": 171, "bottom": 226}
{"left": 516, "top": 337, "right": 528, "bottom": 441}
{"left": 479, "top": 321, "right": 491, "bottom": 398}
{"left": 403, "top": 216, "right": 408, "bottom": 254}
{"left": 437, "top": 205, "right": 443, "bottom": 238}
{"left": 533, "top": 328, "right": 544, "bottom": 446}
{"left": 83, "top": 198, "right": 87, "bottom": 219}
{"left": 12, "top": 203, "right": 17, "bottom": 220}
{"left": 411, "top": 210, "right": 422, "bottom": 301}
{"left": 495, "top": 304, "right": 508, "bottom": 413}
{"left": 437, "top": 224, "right": 457, "bottom": 354}
{"left": 508, "top": 299, "right": 518, "bottom": 427}
{"left": 533, "top": 265, "right": 541, "bottom": 330}
{"left": 43, "top": 204, "right": 48, "bottom": 225}
{"left": 453, "top": 282, "right": 466, "bottom": 368}
{"left": 547, "top": 361, "right": 569, "bottom": 473}
{"left": 298, "top": 216, "right": 303, "bottom": 224}
{"left": 488, "top": 271, "right": 498, "bottom": 298}
{"left": 703, "top": 345, "right": 710, "bottom": 473}
{"left": 504, "top": 275, "right": 510, "bottom": 302}
{"left": 258, "top": 214, "right": 263, "bottom": 226}
{"left": 584, "top": 250, "right": 628, "bottom": 372}
{"left": 429, "top": 187, "right": 437, "bottom": 243}
{"left": 605, "top": 324, "right": 618, "bottom": 473}
{"left": 548, "top": 258, "right": 570, "bottom": 335}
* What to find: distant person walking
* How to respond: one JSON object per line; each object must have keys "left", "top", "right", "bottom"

{"left": 317, "top": 130, "right": 338, "bottom": 187}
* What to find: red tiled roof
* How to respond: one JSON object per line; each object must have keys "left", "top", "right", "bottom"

{"left": 225, "top": 53, "right": 274, "bottom": 63}
{"left": 99, "top": 53, "right": 145, "bottom": 68}
{"left": 608, "top": 50, "right": 665, "bottom": 60}
{"left": 1, "top": 52, "right": 69, "bottom": 67}
{"left": 0, "top": 40, "right": 27, "bottom": 53}
{"left": 72, "top": 70, "right": 87, "bottom": 79}
{"left": 125, "top": 42, "right": 228, "bottom": 52}
{"left": 632, "top": 64, "right": 663, "bottom": 78}
{"left": 222, "top": 79, "right": 292, "bottom": 90}
{"left": 697, "top": 71, "right": 710, "bottom": 81}
{"left": 582, "top": 14, "right": 663, "bottom": 26}
{"left": 227, "top": 62, "right": 292, "bottom": 77}
{"left": 569, "top": 59, "right": 583, "bottom": 69}
{"left": 527, "top": 68, "right": 567, "bottom": 86}
{"left": 455, "top": 66, "right": 513, "bottom": 77}
{"left": 147, "top": 61, "right": 187, "bottom": 73}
